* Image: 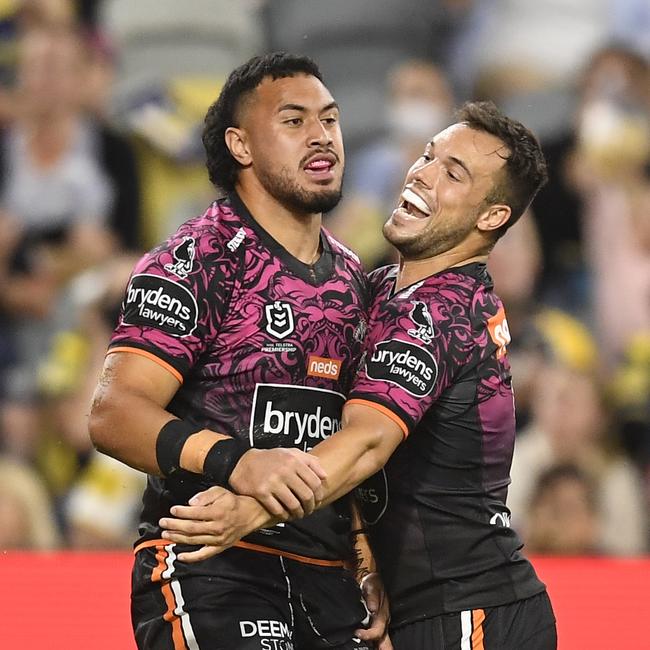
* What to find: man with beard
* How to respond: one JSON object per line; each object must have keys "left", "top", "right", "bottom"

{"left": 88, "top": 53, "right": 388, "bottom": 650}
{"left": 161, "top": 101, "right": 557, "bottom": 650}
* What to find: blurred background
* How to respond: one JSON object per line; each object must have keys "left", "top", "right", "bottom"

{"left": 0, "top": 0, "right": 648, "bottom": 561}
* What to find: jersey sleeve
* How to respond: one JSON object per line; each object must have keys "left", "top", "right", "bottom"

{"left": 348, "top": 292, "right": 474, "bottom": 436}
{"left": 108, "top": 223, "right": 240, "bottom": 382}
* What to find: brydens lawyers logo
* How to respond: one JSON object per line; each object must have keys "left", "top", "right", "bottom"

{"left": 307, "top": 355, "right": 342, "bottom": 380}
{"left": 122, "top": 273, "right": 198, "bottom": 337}
{"left": 249, "top": 384, "right": 344, "bottom": 450}
{"left": 264, "top": 301, "right": 294, "bottom": 339}
{"left": 366, "top": 338, "right": 437, "bottom": 397}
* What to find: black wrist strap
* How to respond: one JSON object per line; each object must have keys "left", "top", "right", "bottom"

{"left": 155, "top": 419, "right": 203, "bottom": 477}
{"left": 202, "top": 437, "right": 249, "bottom": 487}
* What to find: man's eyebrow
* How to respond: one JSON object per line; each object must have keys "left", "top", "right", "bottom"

{"left": 429, "top": 142, "right": 473, "bottom": 180}
{"left": 278, "top": 101, "right": 339, "bottom": 113}
{"left": 321, "top": 101, "right": 339, "bottom": 113}
{"left": 278, "top": 103, "right": 306, "bottom": 113}
{"left": 448, "top": 155, "right": 473, "bottom": 180}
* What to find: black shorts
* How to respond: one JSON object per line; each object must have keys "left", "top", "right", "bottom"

{"left": 389, "top": 591, "right": 556, "bottom": 650}
{"left": 131, "top": 542, "right": 372, "bottom": 650}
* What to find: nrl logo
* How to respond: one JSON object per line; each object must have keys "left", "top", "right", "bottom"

{"left": 264, "top": 301, "right": 295, "bottom": 339}
{"left": 407, "top": 301, "right": 435, "bottom": 344}
{"left": 164, "top": 236, "right": 195, "bottom": 279}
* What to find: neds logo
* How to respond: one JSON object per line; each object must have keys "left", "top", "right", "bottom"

{"left": 123, "top": 273, "right": 198, "bottom": 337}
{"left": 307, "top": 355, "right": 342, "bottom": 380}
{"left": 366, "top": 339, "right": 437, "bottom": 397}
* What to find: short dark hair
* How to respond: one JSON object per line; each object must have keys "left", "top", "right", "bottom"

{"left": 202, "top": 52, "right": 324, "bottom": 193}
{"left": 455, "top": 100, "right": 548, "bottom": 238}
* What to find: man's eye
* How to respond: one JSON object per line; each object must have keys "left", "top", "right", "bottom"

{"left": 447, "top": 170, "right": 461, "bottom": 181}
{"left": 285, "top": 118, "right": 302, "bottom": 126}
{"left": 421, "top": 153, "right": 431, "bottom": 161}
{"left": 322, "top": 116, "right": 338, "bottom": 125}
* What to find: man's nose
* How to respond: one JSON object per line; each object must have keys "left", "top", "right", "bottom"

{"left": 411, "top": 159, "right": 437, "bottom": 188}
{"left": 308, "top": 119, "right": 333, "bottom": 147}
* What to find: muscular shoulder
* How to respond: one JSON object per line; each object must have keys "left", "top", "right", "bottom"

{"left": 149, "top": 200, "right": 247, "bottom": 266}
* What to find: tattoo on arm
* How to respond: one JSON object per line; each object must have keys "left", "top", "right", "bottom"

{"left": 350, "top": 527, "right": 373, "bottom": 582}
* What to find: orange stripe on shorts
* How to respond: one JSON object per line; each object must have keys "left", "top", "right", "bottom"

{"left": 151, "top": 543, "right": 188, "bottom": 650}
{"left": 472, "top": 608, "right": 486, "bottom": 650}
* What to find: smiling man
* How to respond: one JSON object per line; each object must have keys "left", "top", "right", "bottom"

{"left": 161, "top": 101, "right": 557, "bottom": 650}
{"left": 88, "top": 53, "right": 391, "bottom": 650}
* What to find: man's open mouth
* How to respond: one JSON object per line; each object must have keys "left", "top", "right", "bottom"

{"left": 399, "top": 187, "right": 431, "bottom": 218}
{"left": 304, "top": 154, "right": 336, "bottom": 176}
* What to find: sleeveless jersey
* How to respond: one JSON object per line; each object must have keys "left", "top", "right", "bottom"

{"left": 109, "top": 193, "right": 369, "bottom": 561}
{"left": 349, "top": 263, "right": 545, "bottom": 626}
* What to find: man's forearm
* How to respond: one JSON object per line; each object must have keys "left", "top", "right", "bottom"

{"left": 242, "top": 412, "right": 402, "bottom": 532}
{"left": 309, "top": 422, "right": 398, "bottom": 507}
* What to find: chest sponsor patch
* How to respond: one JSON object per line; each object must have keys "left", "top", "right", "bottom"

{"left": 122, "top": 273, "right": 198, "bottom": 337}
{"left": 249, "top": 384, "right": 345, "bottom": 450}
{"left": 366, "top": 339, "right": 438, "bottom": 397}
{"left": 307, "top": 355, "right": 342, "bottom": 380}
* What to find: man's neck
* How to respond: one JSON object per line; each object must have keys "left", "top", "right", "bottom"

{"left": 236, "top": 179, "right": 322, "bottom": 264}
{"left": 396, "top": 249, "right": 488, "bottom": 291}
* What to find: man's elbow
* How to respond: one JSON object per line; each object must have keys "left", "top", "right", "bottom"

{"left": 87, "top": 389, "right": 116, "bottom": 456}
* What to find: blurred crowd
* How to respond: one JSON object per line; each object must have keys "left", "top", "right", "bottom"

{"left": 0, "top": 0, "right": 648, "bottom": 557}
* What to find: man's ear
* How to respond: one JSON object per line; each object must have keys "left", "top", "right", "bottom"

{"left": 477, "top": 204, "right": 511, "bottom": 233}
{"left": 224, "top": 127, "right": 252, "bottom": 167}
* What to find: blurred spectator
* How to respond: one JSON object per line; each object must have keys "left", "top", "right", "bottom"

{"left": 609, "top": 333, "right": 650, "bottom": 491}
{"left": 524, "top": 463, "right": 600, "bottom": 555}
{"left": 327, "top": 59, "right": 454, "bottom": 269}
{"left": 36, "top": 254, "right": 144, "bottom": 545}
{"left": 488, "top": 215, "right": 598, "bottom": 430}
{"left": 567, "top": 45, "right": 650, "bottom": 370}
{"left": 0, "top": 0, "right": 76, "bottom": 124}
{"left": 0, "top": 455, "right": 61, "bottom": 549}
{"left": 509, "top": 363, "right": 648, "bottom": 555}
{"left": 533, "top": 44, "right": 650, "bottom": 323}
{"left": 0, "top": 24, "right": 140, "bottom": 458}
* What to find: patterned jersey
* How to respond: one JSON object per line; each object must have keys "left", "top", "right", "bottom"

{"left": 109, "top": 193, "right": 369, "bottom": 561}
{"left": 349, "top": 263, "right": 545, "bottom": 626}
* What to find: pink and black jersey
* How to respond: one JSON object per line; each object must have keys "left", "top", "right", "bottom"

{"left": 109, "top": 193, "right": 369, "bottom": 561}
{"left": 349, "top": 263, "right": 545, "bottom": 626}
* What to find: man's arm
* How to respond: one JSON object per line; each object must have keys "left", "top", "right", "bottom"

{"left": 231, "top": 401, "right": 404, "bottom": 507}
{"left": 88, "top": 352, "right": 230, "bottom": 475}
{"left": 89, "top": 352, "right": 326, "bottom": 517}
{"left": 160, "top": 402, "right": 404, "bottom": 559}
{"left": 348, "top": 503, "right": 392, "bottom": 649}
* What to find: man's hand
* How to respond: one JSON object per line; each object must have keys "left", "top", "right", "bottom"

{"left": 229, "top": 447, "right": 327, "bottom": 518}
{"left": 355, "top": 572, "right": 393, "bottom": 650}
{"left": 160, "top": 486, "right": 266, "bottom": 562}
